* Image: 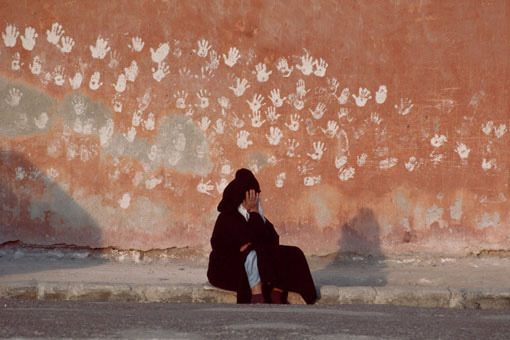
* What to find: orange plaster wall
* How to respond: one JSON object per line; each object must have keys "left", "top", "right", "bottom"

{"left": 0, "top": 0, "right": 508, "bottom": 255}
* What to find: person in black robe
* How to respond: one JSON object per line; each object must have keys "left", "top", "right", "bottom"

{"left": 207, "top": 168, "right": 317, "bottom": 304}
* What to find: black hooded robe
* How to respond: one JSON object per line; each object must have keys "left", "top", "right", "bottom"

{"left": 207, "top": 169, "right": 317, "bottom": 304}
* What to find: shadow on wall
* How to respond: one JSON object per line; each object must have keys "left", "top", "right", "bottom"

{"left": 0, "top": 150, "right": 107, "bottom": 276}
{"left": 313, "top": 208, "right": 387, "bottom": 289}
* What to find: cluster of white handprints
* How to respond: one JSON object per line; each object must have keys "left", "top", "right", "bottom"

{"left": 2, "top": 23, "right": 507, "bottom": 197}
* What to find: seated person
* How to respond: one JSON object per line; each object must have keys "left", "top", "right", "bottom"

{"left": 207, "top": 168, "right": 317, "bottom": 304}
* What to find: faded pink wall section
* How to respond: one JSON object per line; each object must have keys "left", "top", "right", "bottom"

{"left": 0, "top": 0, "right": 508, "bottom": 255}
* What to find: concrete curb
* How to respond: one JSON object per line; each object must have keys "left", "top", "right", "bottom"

{"left": 1, "top": 282, "right": 510, "bottom": 309}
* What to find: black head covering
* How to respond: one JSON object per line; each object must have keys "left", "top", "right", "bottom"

{"left": 217, "top": 168, "right": 260, "bottom": 212}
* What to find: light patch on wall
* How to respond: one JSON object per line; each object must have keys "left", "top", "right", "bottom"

{"left": 449, "top": 198, "right": 463, "bottom": 220}
{"left": 426, "top": 205, "right": 445, "bottom": 228}
{"left": 153, "top": 114, "right": 212, "bottom": 176}
{"left": 309, "top": 192, "right": 332, "bottom": 229}
{"left": 118, "top": 193, "right": 131, "bottom": 209}
{"left": 477, "top": 212, "right": 500, "bottom": 229}
{"left": 0, "top": 77, "right": 55, "bottom": 137}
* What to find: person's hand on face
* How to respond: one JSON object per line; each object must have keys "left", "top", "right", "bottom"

{"left": 242, "top": 189, "right": 259, "bottom": 213}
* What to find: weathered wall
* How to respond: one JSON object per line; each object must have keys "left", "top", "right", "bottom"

{"left": 0, "top": 0, "right": 508, "bottom": 255}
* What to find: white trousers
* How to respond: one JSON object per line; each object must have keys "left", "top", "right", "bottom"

{"left": 244, "top": 250, "right": 261, "bottom": 288}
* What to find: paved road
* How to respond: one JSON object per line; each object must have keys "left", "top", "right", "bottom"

{"left": 1, "top": 299, "right": 509, "bottom": 339}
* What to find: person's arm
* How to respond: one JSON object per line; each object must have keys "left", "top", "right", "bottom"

{"left": 243, "top": 190, "right": 279, "bottom": 246}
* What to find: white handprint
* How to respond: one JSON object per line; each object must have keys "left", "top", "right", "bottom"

{"left": 352, "top": 88, "right": 372, "bottom": 107}
{"left": 454, "top": 142, "right": 470, "bottom": 160}
{"left": 266, "top": 126, "right": 283, "bottom": 145}
{"left": 313, "top": 58, "right": 328, "bottom": 77}
{"left": 108, "top": 51, "right": 121, "bottom": 69}
{"left": 197, "top": 117, "right": 211, "bottom": 132}
{"left": 90, "top": 35, "right": 111, "bottom": 59}
{"left": 251, "top": 111, "right": 266, "bottom": 128}
{"left": 128, "top": 36, "right": 144, "bottom": 52}
{"left": 375, "top": 85, "right": 388, "bottom": 104}
{"left": 335, "top": 155, "right": 348, "bottom": 169}
{"left": 269, "top": 89, "right": 285, "bottom": 108}
{"left": 72, "top": 96, "right": 87, "bottom": 115}
{"left": 285, "top": 114, "right": 301, "bottom": 131}
{"left": 124, "top": 60, "right": 139, "bottom": 82}
{"left": 481, "top": 121, "right": 494, "bottom": 135}
{"left": 287, "top": 94, "right": 305, "bottom": 111}
{"left": 229, "top": 78, "right": 250, "bottom": 97}
{"left": 236, "top": 130, "right": 252, "bottom": 149}
{"left": 151, "top": 61, "right": 170, "bottom": 82}
{"left": 195, "top": 39, "right": 212, "bottom": 58}
{"left": 5, "top": 88, "right": 23, "bottom": 107}
{"left": 275, "top": 173, "right": 286, "bottom": 188}
{"left": 46, "top": 23, "right": 64, "bottom": 45}
{"left": 430, "top": 134, "right": 447, "bottom": 148}
{"left": 217, "top": 96, "right": 231, "bottom": 110}
{"left": 230, "top": 112, "right": 245, "bottom": 129}
{"left": 357, "top": 153, "right": 368, "bottom": 167}
{"left": 276, "top": 57, "right": 293, "bottom": 77}
{"left": 143, "top": 112, "right": 156, "bottom": 131}
{"left": 68, "top": 72, "right": 83, "bottom": 90}
{"left": 337, "top": 88, "right": 350, "bottom": 105}
{"left": 34, "top": 112, "right": 49, "bottom": 129}
{"left": 285, "top": 139, "right": 300, "bottom": 157}
{"left": 173, "top": 91, "right": 188, "bottom": 109}
{"left": 321, "top": 120, "right": 339, "bottom": 138}
{"left": 246, "top": 94, "right": 265, "bottom": 113}
{"left": 213, "top": 119, "right": 226, "bottom": 134}
{"left": 199, "top": 66, "right": 215, "bottom": 81}
{"left": 307, "top": 141, "right": 326, "bottom": 160}
{"left": 185, "top": 105, "right": 194, "bottom": 117}
{"left": 395, "top": 98, "right": 414, "bottom": 116}
{"left": 370, "top": 112, "right": 382, "bottom": 125}
{"left": 253, "top": 63, "right": 272, "bottom": 82}
{"left": 132, "top": 109, "right": 143, "bottom": 127}
{"left": 338, "top": 167, "right": 355, "bottom": 181}
{"left": 222, "top": 47, "right": 241, "bottom": 67}
{"left": 122, "top": 126, "right": 136, "bottom": 143}
{"left": 52, "top": 66, "right": 65, "bottom": 86}
{"left": 296, "top": 51, "right": 314, "bottom": 76}
{"left": 216, "top": 178, "right": 228, "bottom": 194}
{"left": 112, "top": 96, "right": 123, "bottom": 113}
{"left": 265, "top": 106, "right": 280, "bottom": 124}
{"left": 2, "top": 24, "right": 20, "bottom": 47}
{"left": 304, "top": 175, "right": 321, "bottom": 186}
{"left": 11, "top": 53, "right": 22, "bottom": 71}
{"left": 59, "top": 36, "right": 74, "bottom": 53}
{"left": 405, "top": 156, "right": 418, "bottom": 172}
{"left": 296, "top": 79, "right": 309, "bottom": 98}
{"left": 494, "top": 124, "right": 507, "bottom": 139}
{"left": 29, "top": 56, "right": 42, "bottom": 75}
{"left": 113, "top": 73, "right": 127, "bottom": 93}
{"left": 205, "top": 50, "right": 220, "bottom": 70}
{"left": 21, "top": 27, "right": 37, "bottom": 51}
{"left": 178, "top": 66, "right": 192, "bottom": 78}
{"left": 196, "top": 90, "right": 211, "bottom": 109}
{"left": 482, "top": 158, "right": 496, "bottom": 171}
{"left": 197, "top": 179, "right": 214, "bottom": 195}
{"left": 309, "top": 102, "right": 327, "bottom": 120}
{"left": 89, "top": 71, "right": 103, "bottom": 90}
{"left": 327, "top": 77, "right": 340, "bottom": 94}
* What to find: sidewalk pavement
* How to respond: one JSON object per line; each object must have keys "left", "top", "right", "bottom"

{"left": 1, "top": 243, "right": 510, "bottom": 309}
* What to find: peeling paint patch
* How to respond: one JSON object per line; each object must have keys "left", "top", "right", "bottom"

{"left": 449, "top": 198, "right": 463, "bottom": 220}
{"left": 426, "top": 205, "right": 444, "bottom": 228}
{"left": 477, "top": 212, "right": 500, "bottom": 229}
